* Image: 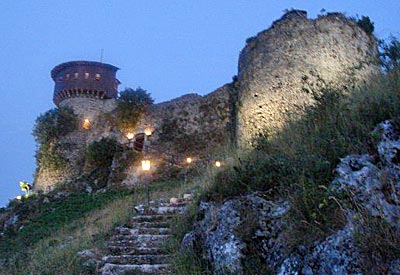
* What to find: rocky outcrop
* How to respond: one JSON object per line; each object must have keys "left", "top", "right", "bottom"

{"left": 182, "top": 119, "right": 400, "bottom": 274}
{"left": 181, "top": 195, "right": 289, "bottom": 274}
{"left": 236, "top": 10, "right": 380, "bottom": 147}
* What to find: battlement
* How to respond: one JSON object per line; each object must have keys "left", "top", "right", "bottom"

{"left": 51, "top": 61, "right": 120, "bottom": 106}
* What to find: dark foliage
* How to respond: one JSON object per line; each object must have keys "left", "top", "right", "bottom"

{"left": 115, "top": 87, "right": 154, "bottom": 132}
{"left": 32, "top": 107, "right": 78, "bottom": 145}
{"left": 356, "top": 15, "right": 374, "bottom": 35}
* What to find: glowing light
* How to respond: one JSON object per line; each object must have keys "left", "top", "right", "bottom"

{"left": 83, "top": 119, "right": 91, "bottom": 130}
{"left": 215, "top": 161, "right": 221, "bottom": 168}
{"left": 141, "top": 160, "right": 151, "bottom": 171}
{"left": 144, "top": 128, "right": 152, "bottom": 136}
{"left": 186, "top": 157, "right": 192, "bottom": 164}
{"left": 126, "top": 132, "right": 135, "bottom": 140}
{"left": 16, "top": 196, "right": 22, "bottom": 200}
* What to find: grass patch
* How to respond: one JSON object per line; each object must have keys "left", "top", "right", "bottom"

{"left": 0, "top": 179, "right": 195, "bottom": 274}
{"left": 355, "top": 213, "right": 400, "bottom": 274}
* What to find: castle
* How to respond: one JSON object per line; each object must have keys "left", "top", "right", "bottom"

{"left": 34, "top": 10, "right": 380, "bottom": 191}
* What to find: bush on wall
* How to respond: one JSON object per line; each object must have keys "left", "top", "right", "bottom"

{"left": 86, "top": 137, "right": 120, "bottom": 168}
{"left": 32, "top": 107, "right": 78, "bottom": 170}
{"left": 114, "top": 87, "right": 154, "bottom": 133}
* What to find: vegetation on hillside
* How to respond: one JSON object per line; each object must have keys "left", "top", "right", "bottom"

{"left": 32, "top": 107, "right": 78, "bottom": 170}
{"left": 0, "top": 179, "right": 189, "bottom": 274}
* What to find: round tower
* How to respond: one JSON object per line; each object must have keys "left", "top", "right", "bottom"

{"left": 51, "top": 61, "right": 120, "bottom": 117}
{"left": 52, "top": 61, "right": 120, "bottom": 105}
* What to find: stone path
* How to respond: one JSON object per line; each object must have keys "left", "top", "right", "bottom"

{"left": 100, "top": 202, "right": 187, "bottom": 275}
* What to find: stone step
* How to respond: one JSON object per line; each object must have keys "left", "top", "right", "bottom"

{"left": 111, "top": 234, "right": 172, "bottom": 242}
{"left": 131, "top": 215, "right": 173, "bottom": 223}
{"left": 102, "top": 254, "right": 170, "bottom": 265}
{"left": 102, "top": 263, "right": 171, "bottom": 275}
{"left": 115, "top": 226, "right": 170, "bottom": 235}
{"left": 108, "top": 235, "right": 171, "bottom": 248}
{"left": 107, "top": 246, "right": 167, "bottom": 255}
{"left": 148, "top": 206, "right": 187, "bottom": 215}
{"left": 131, "top": 221, "right": 170, "bottom": 228}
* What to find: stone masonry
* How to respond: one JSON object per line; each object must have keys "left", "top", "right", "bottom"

{"left": 236, "top": 10, "right": 380, "bottom": 147}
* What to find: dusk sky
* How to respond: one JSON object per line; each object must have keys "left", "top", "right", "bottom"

{"left": 1, "top": 1, "right": 399, "bottom": 207}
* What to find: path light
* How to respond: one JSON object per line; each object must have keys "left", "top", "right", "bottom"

{"left": 186, "top": 157, "right": 192, "bottom": 164}
{"left": 83, "top": 119, "right": 91, "bottom": 130}
{"left": 215, "top": 160, "right": 221, "bottom": 168}
{"left": 16, "top": 195, "right": 22, "bottom": 200}
{"left": 142, "top": 159, "right": 151, "bottom": 206}
{"left": 141, "top": 160, "right": 151, "bottom": 171}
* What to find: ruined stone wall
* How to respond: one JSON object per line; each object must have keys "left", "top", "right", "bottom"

{"left": 34, "top": 85, "right": 231, "bottom": 190}
{"left": 34, "top": 98, "right": 119, "bottom": 192}
{"left": 59, "top": 97, "right": 117, "bottom": 120}
{"left": 120, "top": 85, "right": 231, "bottom": 185}
{"left": 236, "top": 10, "right": 380, "bottom": 147}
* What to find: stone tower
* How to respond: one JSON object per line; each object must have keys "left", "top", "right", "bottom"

{"left": 235, "top": 10, "right": 379, "bottom": 147}
{"left": 51, "top": 61, "right": 120, "bottom": 118}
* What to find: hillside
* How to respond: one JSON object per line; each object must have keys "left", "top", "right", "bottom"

{"left": 1, "top": 10, "right": 400, "bottom": 275}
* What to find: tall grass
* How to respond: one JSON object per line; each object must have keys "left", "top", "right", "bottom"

{"left": 203, "top": 70, "right": 400, "bottom": 248}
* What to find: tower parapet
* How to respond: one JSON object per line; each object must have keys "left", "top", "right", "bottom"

{"left": 51, "top": 61, "right": 120, "bottom": 106}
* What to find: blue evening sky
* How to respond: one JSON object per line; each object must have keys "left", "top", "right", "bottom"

{"left": 0, "top": 1, "right": 399, "bottom": 207}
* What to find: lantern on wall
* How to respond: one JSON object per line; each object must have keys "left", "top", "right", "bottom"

{"left": 82, "top": 119, "right": 91, "bottom": 130}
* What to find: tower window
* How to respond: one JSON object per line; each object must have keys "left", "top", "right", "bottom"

{"left": 74, "top": 72, "right": 79, "bottom": 79}
{"left": 66, "top": 74, "right": 70, "bottom": 80}
{"left": 84, "top": 72, "right": 89, "bottom": 79}
{"left": 95, "top": 74, "right": 101, "bottom": 80}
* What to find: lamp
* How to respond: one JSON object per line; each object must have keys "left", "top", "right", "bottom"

{"left": 126, "top": 132, "right": 135, "bottom": 141}
{"left": 186, "top": 157, "right": 192, "bottom": 164}
{"left": 141, "top": 160, "right": 151, "bottom": 171}
{"left": 144, "top": 128, "right": 152, "bottom": 136}
{"left": 83, "top": 119, "right": 90, "bottom": 130}
{"left": 141, "top": 159, "right": 151, "bottom": 206}
{"left": 215, "top": 160, "right": 221, "bottom": 168}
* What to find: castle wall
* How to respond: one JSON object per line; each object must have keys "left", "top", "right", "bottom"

{"left": 236, "top": 11, "right": 380, "bottom": 147}
{"left": 119, "top": 85, "right": 232, "bottom": 186}
{"left": 59, "top": 97, "right": 117, "bottom": 120}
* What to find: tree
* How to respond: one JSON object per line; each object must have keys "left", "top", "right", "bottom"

{"left": 380, "top": 36, "right": 400, "bottom": 72}
{"left": 356, "top": 16, "right": 374, "bottom": 35}
{"left": 115, "top": 87, "right": 154, "bottom": 132}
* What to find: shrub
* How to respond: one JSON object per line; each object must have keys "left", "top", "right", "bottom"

{"left": 32, "top": 107, "right": 78, "bottom": 145}
{"left": 380, "top": 35, "right": 400, "bottom": 72}
{"left": 32, "top": 107, "right": 78, "bottom": 170}
{"left": 356, "top": 15, "right": 374, "bottom": 35}
{"left": 86, "top": 138, "right": 120, "bottom": 167}
{"left": 114, "top": 87, "right": 154, "bottom": 133}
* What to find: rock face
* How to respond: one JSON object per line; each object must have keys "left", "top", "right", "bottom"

{"left": 236, "top": 10, "right": 379, "bottom": 147}
{"left": 181, "top": 195, "right": 289, "bottom": 274}
{"left": 183, "top": 120, "right": 400, "bottom": 274}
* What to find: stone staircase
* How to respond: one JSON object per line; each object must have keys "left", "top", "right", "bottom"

{"left": 100, "top": 203, "right": 187, "bottom": 275}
